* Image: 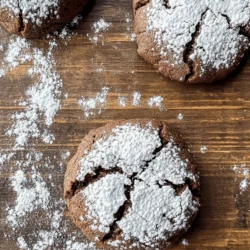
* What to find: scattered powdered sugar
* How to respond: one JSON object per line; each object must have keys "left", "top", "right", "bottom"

{"left": 78, "top": 87, "right": 109, "bottom": 118}
{"left": 7, "top": 169, "right": 50, "bottom": 229}
{"left": 177, "top": 113, "right": 184, "bottom": 120}
{"left": 88, "top": 18, "right": 112, "bottom": 45}
{"left": 148, "top": 95, "right": 164, "bottom": 110}
{"left": 78, "top": 123, "right": 199, "bottom": 247}
{"left": 200, "top": 146, "right": 208, "bottom": 154}
{"left": 92, "top": 18, "right": 112, "bottom": 34}
{"left": 132, "top": 91, "right": 141, "bottom": 106}
{"left": 0, "top": 20, "right": 97, "bottom": 249}
{"left": 232, "top": 164, "right": 249, "bottom": 192}
{"left": 1, "top": 37, "right": 63, "bottom": 148}
{"left": 0, "top": 152, "right": 14, "bottom": 165}
{"left": 78, "top": 123, "right": 161, "bottom": 180}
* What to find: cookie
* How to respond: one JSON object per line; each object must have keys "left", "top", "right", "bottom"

{"left": 133, "top": 0, "right": 250, "bottom": 83}
{"left": 0, "top": 0, "right": 90, "bottom": 38}
{"left": 64, "top": 119, "right": 200, "bottom": 249}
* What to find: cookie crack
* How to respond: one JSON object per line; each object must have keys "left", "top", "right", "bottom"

{"left": 183, "top": 8, "right": 209, "bottom": 82}
{"left": 66, "top": 166, "right": 124, "bottom": 199}
{"left": 156, "top": 179, "right": 200, "bottom": 198}
{"left": 102, "top": 173, "right": 137, "bottom": 242}
{"left": 163, "top": 0, "right": 171, "bottom": 9}
{"left": 134, "top": 0, "right": 150, "bottom": 11}
{"left": 67, "top": 125, "right": 166, "bottom": 200}
{"left": 220, "top": 13, "right": 231, "bottom": 27}
{"left": 17, "top": 0, "right": 25, "bottom": 33}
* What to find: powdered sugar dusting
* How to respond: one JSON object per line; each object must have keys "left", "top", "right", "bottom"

{"left": 5, "top": 39, "right": 62, "bottom": 148}
{"left": 82, "top": 174, "right": 131, "bottom": 233}
{"left": 146, "top": 0, "right": 250, "bottom": 78}
{"left": 0, "top": 0, "right": 59, "bottom": 25}
{"left": 1, "top": 21, "right": 96, "bottom": 249}
{"left": 78, "top": 123, "right": 199, "bottom": 247}
{"left": 78, "top": 123, "right": 161, "bottom": 180}
{"left": 7, "top": 169, "right": 50, "bottom": 229}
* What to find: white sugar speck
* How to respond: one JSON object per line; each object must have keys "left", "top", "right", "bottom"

{"left": 177, "top": 113, "right": 184, "bottom": 120}
{"left": 181, "top": 238, "right": 189, "bottom": 246}
{"left": 200, "top": 146, "right": 208, "bottom": 154}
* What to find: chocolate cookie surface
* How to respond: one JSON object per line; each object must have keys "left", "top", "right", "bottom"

{"left": 133, "top": 0, "right": 250, "bottom": 83}
{"left": 0, "top": 0, "right": 90, "bottom": 38}
{"left": 64, "top": 119, "right": 200, "bottom": 249}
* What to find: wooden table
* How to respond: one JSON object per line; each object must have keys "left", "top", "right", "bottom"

{"left": 0, "top": 0, "right": 250, "bottom": 249}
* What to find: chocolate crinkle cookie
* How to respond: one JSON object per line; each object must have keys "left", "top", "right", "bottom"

{"left": 64, "top": 119, "right": 200, "bottom": 249}
{"left": 133, "top": 0, "right": 250, "bottom": 83}
{"left": 0, "top": 0, "right": 89, "bottom": 38}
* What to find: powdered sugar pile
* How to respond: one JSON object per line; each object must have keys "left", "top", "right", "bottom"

{"left": 146, "top": 0, "right": 250, "bottom": 77}
{"left": 77, "top": 123, "right": 199, "bottom": 248}
{"left": 0, "top": 19, "right": 97, "bottom": 249}
{"left": 78, "top": 87, "right": 109, "bottom": 118}
{"left": 7, "top": 169, "right": 50, "bottom": 229}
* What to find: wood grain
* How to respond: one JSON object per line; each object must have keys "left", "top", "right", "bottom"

{"left": 1, "top": 0, "right": 250, "bottom": 249}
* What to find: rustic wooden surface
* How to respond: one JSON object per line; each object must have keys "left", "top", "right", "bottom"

{"left": 1, "top": 0, "right": 250, "bottom": 249}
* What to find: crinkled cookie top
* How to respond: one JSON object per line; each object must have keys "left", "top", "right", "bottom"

{"left": 77, "top": 123, "right": 199, "bottom": 248}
